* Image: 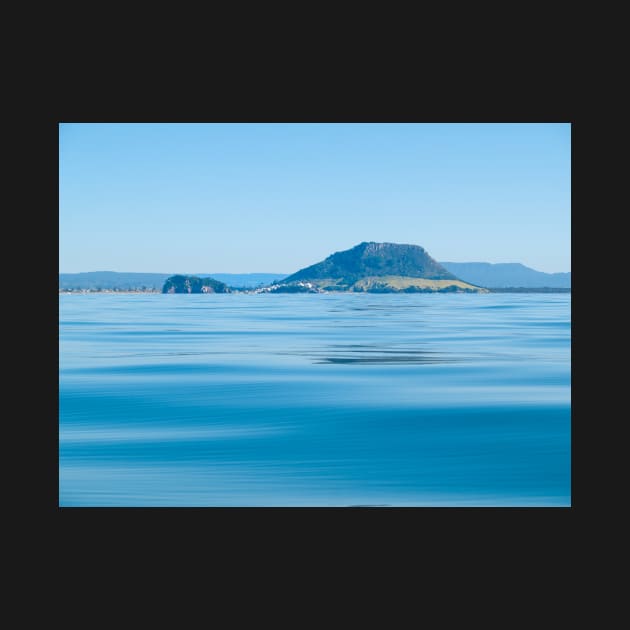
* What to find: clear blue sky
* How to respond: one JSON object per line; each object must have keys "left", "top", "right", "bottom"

{"left": 59, "top": 123, "right": 571, "bottom": 273}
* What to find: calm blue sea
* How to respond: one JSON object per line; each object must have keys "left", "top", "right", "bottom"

{"left": 59, "top": 293, "right": 571, "bottom": 506}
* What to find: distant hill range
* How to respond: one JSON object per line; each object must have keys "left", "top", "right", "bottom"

{"left": 59, "top": 255, "right": 570, "bottom": 292}
{"left": 59, "top": 272, "right": 169, "bottom": 291}
{"left": 59, "top": 272, "right": 286, "bottom": 290}
{"left": 204, "top": 273, "right": 287, "bottom": 287}
{"left": 279, "top": 242, "right": 486, "bottom": 293}
{"left": 440, "top": 262, "right": 571, "bottom": 288}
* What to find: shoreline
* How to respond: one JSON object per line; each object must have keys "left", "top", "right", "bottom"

{"left": 59, "top": 288, "right": 571, "bottom": 295}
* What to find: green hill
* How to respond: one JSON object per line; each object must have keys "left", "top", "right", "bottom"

{"left": 162, "top": 275, "right": 230, "bottom": 294}
{"left": 281, "top": 242, "right": 486, "bottom": 293}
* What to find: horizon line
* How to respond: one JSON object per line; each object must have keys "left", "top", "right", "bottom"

{"left": 59, "top": 261, "right": 572, "bottom": 275}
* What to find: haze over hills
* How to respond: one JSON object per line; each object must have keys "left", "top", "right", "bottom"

{"left": 59, "top": 272, "right": 286, "bottom": 290}
{"left": 204, "top": 273, "right": 287, "bottom": 287}
{"left": 280, "top": 242, "right": 485, "bottom": 293}
{"left": 440, "top": 262, "right": 571, "bottom": 288}
{"left": 59, "top": 251, "right": 571, "bottom": 292}
{"left": 59, "top": 272, "right": 169, "bottom": 291}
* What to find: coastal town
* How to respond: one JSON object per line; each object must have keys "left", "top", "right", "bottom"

{"left": 251, "top": 281, "right": 324, "bottom": 294}
{"left": 59, "top": 281, "right": 324, "bottom": 294}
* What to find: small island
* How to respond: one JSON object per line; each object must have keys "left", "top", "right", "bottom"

{"left": 162, "top": 275, "right": 231, "bottom": 294}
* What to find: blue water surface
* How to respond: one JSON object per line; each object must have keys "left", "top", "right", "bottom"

{"left": 59, "top": 293, "right": 571, "bottom": 506}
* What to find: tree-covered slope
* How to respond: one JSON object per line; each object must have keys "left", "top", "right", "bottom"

{"left": 285, "top": 242, "right": 457, "bottom": 284}
{"left": 162, "top": 275, "right": 230, "bottom": 293}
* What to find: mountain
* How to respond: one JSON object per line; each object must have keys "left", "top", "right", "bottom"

{"left": 440, "top": 262, "right": 571, "bottom": 288}
{"left": 162, "top": 275, "right": 230, "bottom": 294}
{"left": 281, "top": 242, "right": 486, "bottom": 293}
